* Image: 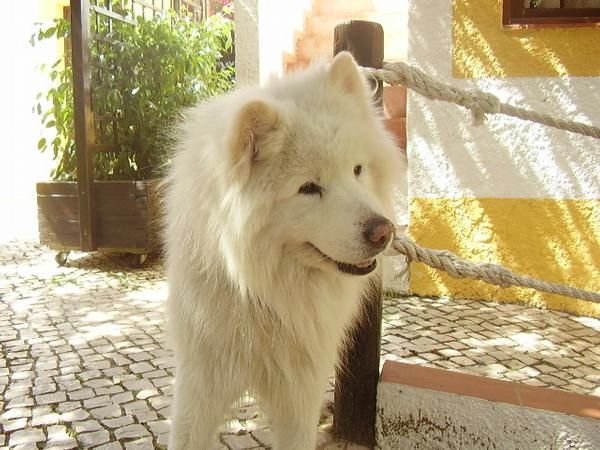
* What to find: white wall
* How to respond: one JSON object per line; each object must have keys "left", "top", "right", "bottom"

{"left": 234, "top": 0, "right": 310, "bottom": 86}
{"left": 0, "top": 2, "right": 56, "bottom": 243}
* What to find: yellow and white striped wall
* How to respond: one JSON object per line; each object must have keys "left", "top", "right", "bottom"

{"left": 406, "top": 0, "right": 600, "bottom": 317}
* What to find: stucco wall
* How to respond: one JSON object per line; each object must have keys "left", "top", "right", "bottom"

{"left": 407, "top": 0, "right": 600, "bottom": 316}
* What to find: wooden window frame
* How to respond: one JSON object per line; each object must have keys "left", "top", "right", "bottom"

{"left": 503, "top": 0, "right": 600, "bottom": 28}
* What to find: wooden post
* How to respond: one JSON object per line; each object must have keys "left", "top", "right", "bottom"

{"left": 71, "top": 0, "right": 96, "bottom": 251}
{"left": 333, "top": 20, "right": 385, "bottom": 448}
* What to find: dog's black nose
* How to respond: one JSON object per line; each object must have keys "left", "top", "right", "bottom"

{"left": 363, "top": 216, "right": 395, "bottom": 249}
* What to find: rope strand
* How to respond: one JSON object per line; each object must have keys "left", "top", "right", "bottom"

{"left": 364, "top": 62, "right": 600, "bottom": 139}
{"left": 391, "top": 235, "right": 600, "bottom": 304}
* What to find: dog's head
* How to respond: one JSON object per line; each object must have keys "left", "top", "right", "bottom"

{"left": 220, "top": 52, "right": 405, "bottom": 281}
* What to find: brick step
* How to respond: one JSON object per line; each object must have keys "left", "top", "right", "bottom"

{"left": 296, "top": 32, "right": 406, "bottom": 64}
{"left": 383, "top": 86, "right": 407, "bottom": 119}
{"left": 384, "top": 118, "right": 407, "bottom": 151}
{"left": 313, "top": 0, "right": 405, "bottom": 16}
{"left": 286, "top": 61, "right": 311, "bottom": 73}
{"left": 304, "top": 13, "right": 407, "bottom": 39}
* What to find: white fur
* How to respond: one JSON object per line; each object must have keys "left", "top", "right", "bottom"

{"left": 163, "top": 53, "right": 406, "bottom": 450}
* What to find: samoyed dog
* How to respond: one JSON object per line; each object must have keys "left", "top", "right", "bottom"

{"left": 163, "top": 52, "right": 406, "bottom": 449}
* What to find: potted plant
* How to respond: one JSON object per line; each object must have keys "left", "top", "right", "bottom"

{"left": 33, "top": 1, "right": 234, "bottom": 265}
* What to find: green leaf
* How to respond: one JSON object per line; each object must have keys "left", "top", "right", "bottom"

{"left": 37, "top": 137, "right": 46, "bottom": 150}
{"left": 34, "top": 6, "right": 235, "bottom": 181}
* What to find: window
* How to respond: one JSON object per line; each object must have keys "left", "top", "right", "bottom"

{"left": 503, "top": 0, "right": 600, "bottom": 28}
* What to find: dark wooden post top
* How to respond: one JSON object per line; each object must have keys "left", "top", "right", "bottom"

{"left": 334, "top": 20, "right": 384, "bottom": 69}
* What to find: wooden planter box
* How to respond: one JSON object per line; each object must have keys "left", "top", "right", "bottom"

{"left": 36, "top": 179, "right": 159, "bottom": 263}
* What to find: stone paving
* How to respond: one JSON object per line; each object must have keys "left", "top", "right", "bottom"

{"left": 1, "top": 241, "right": 599, "bottom": 449}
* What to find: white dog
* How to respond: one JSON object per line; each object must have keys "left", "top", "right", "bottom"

{"left": 163, "top": 52, "right": 406, "bottom": 450}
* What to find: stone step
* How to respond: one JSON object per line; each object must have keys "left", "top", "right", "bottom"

{"left": 376, "top": 361, "right": 600, "bottom": 449}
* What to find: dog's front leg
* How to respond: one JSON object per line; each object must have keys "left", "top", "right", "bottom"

{"left": 260, "top": 371, "right": 328, "bottom": 450}
{"left": 169, "top": 359, "right": 237, "bottom": 450}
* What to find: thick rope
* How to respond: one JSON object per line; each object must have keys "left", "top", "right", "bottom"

{"left": 364, "top": 62, "right": 600, "bottom": 139}
{"left": 391, "top": 234, "right": 600, "bottom": 304}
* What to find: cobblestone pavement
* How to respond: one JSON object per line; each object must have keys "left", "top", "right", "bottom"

{"left": 1, "top": 241, "right": 599, "bottom": 449}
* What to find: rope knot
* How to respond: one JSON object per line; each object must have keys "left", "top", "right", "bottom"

{"left": 462, "top": 89, "right": 501, "bottom": 126}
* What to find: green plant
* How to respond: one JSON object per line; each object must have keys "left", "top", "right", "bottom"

{"left": 33, "top": 4, "right": 234, "bottom": 181}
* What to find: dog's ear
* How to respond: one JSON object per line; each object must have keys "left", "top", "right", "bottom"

{"left": 328, "top": 52, "right": 369, "bottom": 99}
{"left": 229, "top": 100, "right": 280, "bottom": 168}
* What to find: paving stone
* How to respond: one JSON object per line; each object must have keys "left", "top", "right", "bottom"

{"left": 90, "top": 404, "right": 122, "bottom": 420}
{"left": 7, "top": 396, "right": 34, "bottom": 408}
{"left": 546, "top": 357, "right": 579, "bottom": 368}
{"left": 130, "top": 362, "right": 154, "bottom": 374}
{"left": 78, "top": 430, "right": 110, "bottom": 447}
{"left": 123, "top": 400, "right": 150, "bottom": 413}
{"left": 129, "top": 352, "right": 152, "bottom": 362}
{"left": 79, "top": 370, "right": 102, "bottom": 381}
{"left": 132, "top": 410, "right": 158, "bottom": 423}
{"left": 136, "top": 388, "right": 159, "bottom": 400}
{"left": 36, "top": 391, "right": 66, "bottom": 405}
{"left": 1, "top": 406, "right": 31, "bottom": 420}
{"left": 2, "top": 417, "right": 28, "bottom": 432}
{"left": 157, "top": 433, "right": 169, "bottom": 447}
{"left": 141, "top": 369, "right": 167, "bottom": 379}
{"left": 112, "top": 391, "right": 134, "bottom": 405}
{"left": 94, "top": 443, "right": 123, "bottom": 450}
{"left": 157, "top": 405, "right": 171, "bottom": 419}
{"left": 83, "top": 395, "right": 111, "bottom": 409}
{"left": 123, "top": 379, "right": 154, "bottom": 391}
{"left": 46, "top": 424, "right": 77, "bottom": 448}
{"left": 13, "top": 443, "right": 39, "bottom": 450}
{"left": 124, "top": 437, "right": 154, "bottom": 450}
{"left": 438, "top": 348, "right": 462, "bottom": 358}
{"left": 147, "top": 419, "right": 171, "bottom": 435}
{"left": 57, "top": 401, "right": 81, "bottom": 413}
{"left": 60, "top": 408, "right": 90, "bottom": 422}
{"left": 102, "top": 415, "right": 134, "bottom": 429}
{"left": 67, "top": 388, "right": 94, "bottom": 401}
{"left": 84, "top": 379, "right": 112, "bottom": 389}
{"left": 9, "top": 428, "right": 45, "bottom": 446}
{"left": 115, "top": 423, "right": 151, "bottom": 440}
{"left": 104, "top": 367, "right": 128, "bottom": 377}
{"left": 149, "top": 395, "right": 171, "bottom": 410}
{"left": 72, "top": 419, "right": 104, "bottom": 433}
{"left": 32, "top": 383, "right": 56, "bottom": 395}
{"left": 151, "top": 377, "right": 172, "bottom": 388}
{"left": 96, "top": 385, "right": 124, "bottom": 396}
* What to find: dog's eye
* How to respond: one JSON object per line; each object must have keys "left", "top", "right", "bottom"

{"left": 298, "top": 182, "right": 322, "bottom": 196}
{"left": 354, "top": 165, "right": 362, "bottom": 176}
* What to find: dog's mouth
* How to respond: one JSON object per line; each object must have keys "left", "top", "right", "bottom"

{"left": 309, "top": 244, "right": 377, "bottom": 276}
